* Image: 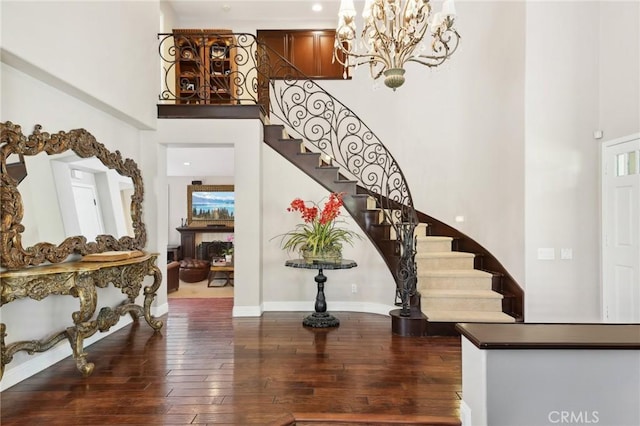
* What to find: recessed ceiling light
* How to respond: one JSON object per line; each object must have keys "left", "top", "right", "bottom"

{"left": 183, "top": 162, "right": 191, "bottom": 166}
{"left": 312, "top": 3, "right": 322, "bottom": 12}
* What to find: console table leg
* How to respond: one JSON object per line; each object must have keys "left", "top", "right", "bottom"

{"left": 0, "top": 323, "right": 6, "bottom": 381}
{"left": 65, "top": 326, "right": 95, "bottom": 377}
{"left": 67, "top": 273, "right": 99, "bottom": 377}
{"left": 303, "top": 268, "right": 339, "bottom": 328}
{"left": 142, "top": 261, "right": 164, "bottom": 331}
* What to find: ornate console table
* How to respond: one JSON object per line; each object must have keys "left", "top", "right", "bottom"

{"left": 0, "top": 252, "right": 164, "bottom": 380}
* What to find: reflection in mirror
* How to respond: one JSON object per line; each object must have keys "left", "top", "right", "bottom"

{"left": 53, "top": 156, "right": 134, "bottom": 242}
{"left": 6, "top": 153, "right": 27, "bottom": 184}
{"left": 0, "top": 122, "right": 146, "bottom": 270}
{"left": 19, "top": 153, "right": 135, "bottom": 249}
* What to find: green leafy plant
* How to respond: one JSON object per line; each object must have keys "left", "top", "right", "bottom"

{"left": 278, "top": 192, "right": 361, "bottom": 255}
{"left": 223, "top": 234, "right": 234, "bottom": 256}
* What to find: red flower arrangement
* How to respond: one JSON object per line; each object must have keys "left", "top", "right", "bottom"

{"left": 280, "top": 192, "right": 360, "bottom": 259}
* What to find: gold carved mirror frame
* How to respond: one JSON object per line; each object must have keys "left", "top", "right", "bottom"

{"left": 0, "top": 121, "right": 146, "bottom": 269}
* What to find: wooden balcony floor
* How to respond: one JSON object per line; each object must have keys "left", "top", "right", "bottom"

{"left": 1, "top": 298, "right": 462, "bottom": 425}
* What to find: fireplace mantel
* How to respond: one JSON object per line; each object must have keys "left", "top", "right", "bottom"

{"left": 176, "top": 226, "right": 234, "bottom": 260}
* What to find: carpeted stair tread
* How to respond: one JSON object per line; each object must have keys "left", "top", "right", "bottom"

{"left": 415, "top": 235, "right": 453, "bottom": 242}
{"left": 426, "top": 310, "right": 516, "bottom": 323}
{"left": 415, "top": 251, "right": 475, "bottom": 259}
{"left": 422, "top": 289, "right": 503, "bottom": 299}
{"left": 418, "top": 269, "right": 493, "bottom": 278}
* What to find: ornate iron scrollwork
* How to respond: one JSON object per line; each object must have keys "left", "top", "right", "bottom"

{"left": 158, "top": 31, "right": 419, "bottom": 314}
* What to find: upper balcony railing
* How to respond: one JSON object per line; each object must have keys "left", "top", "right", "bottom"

{"left": 158, "top": 31, "right": 419, "bottom": 314}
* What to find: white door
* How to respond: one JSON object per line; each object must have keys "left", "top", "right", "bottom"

{"left": 72, "top": 184, "right": 104, "bottom": 242}
{"left": 602, "top": 134, "right": 640, "bottom": 323}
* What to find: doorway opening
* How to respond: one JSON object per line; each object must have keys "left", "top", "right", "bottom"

{"left": 166, "top": 145, "right": 235, "bottom": 300}
{"left": 601, "top": 133, "right": 640, "bottom": 322}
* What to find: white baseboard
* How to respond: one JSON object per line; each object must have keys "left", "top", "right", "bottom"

{"left": 460, "top": 400, "right": 472, "bottom": 426}
{"left": 260, "top": 301, "right": 395, "bottom": 316}
{"left": 1, "top": 303, "right": 169, "bottom": 391}
{"left": 2, "top": 301, "right": 394, "bottom": 390}
{"left": 231, "top": 302, "right": 396, "bottom": 318}
{"left": 153, "top": 302, "right": 169, "bottom": 318}
{"left": 0, "top": 316, "right": 133, "bottom": 391}
{"left": 232, "top": 304, "right": 263, "bottom": 317}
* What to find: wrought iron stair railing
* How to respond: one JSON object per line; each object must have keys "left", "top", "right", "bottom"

{"left": 158, "top": 31, "right": 419, "bottom": 316}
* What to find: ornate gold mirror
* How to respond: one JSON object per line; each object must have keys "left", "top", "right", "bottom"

{"left": 0, "top": 122, "right": 146, "bottom": 269}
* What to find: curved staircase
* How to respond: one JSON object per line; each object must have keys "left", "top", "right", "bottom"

{"left": 414, "top": 225, "right": 516, "bottom": 335}
{"left": 157, "top": 31, "right": 524, "bottom": 335}
{"left": 264, "top": 124, "right": 523, "bottom": 335}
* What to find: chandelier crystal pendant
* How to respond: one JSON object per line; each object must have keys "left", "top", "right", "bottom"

{"left": 334, "top": 0, "right": 460, "bottom": 90}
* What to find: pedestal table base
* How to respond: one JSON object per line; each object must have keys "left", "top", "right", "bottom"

{"left": 284, "top": 258, "right": 357, "bottom": 329}
{"left": 303, "top": 312, "right": 340, "bottom": 328}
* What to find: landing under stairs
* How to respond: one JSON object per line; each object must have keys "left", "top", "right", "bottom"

{"left": 263, "top": 123, "right": 522, "bottom": 336}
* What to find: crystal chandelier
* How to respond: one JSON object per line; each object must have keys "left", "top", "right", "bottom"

{"left": 334, "top": 0, "right": 460, "bottom": 90}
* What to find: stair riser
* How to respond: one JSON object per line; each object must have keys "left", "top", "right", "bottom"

{"left": 422, "top": 297, "right": 503, "bottom": 312}
{"left": 332, "top": 180, "right": 356, "bottom": 194}
{"left": 296, "top": 153, "right": 321, "bottom": 169}
{"left": 418, "top": 276, "right": 493, "bottom": 291}
{"left": 417, "top": 257, "right": 475, "bottom": 270}
{"left": 314, "top": 167, "right": 340, "bottom": 181}
{"left": 414, "top": 223, "right": 428, "bottom": 237}
{"left": 416, "top": 240, "right": 452, "bottom": 253}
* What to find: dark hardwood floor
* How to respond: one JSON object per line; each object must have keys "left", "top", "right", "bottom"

{"left": 0, "top": 298, "right": 462, "bottom": 425}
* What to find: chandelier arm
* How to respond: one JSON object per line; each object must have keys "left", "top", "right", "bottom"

{"left": 396, "top": 19, "right": 430, "bottom": 67}
{"left": 406, "top": 29, "right": 460, "bottom": 64}
{"left": 335, "top": 41, "right": 391, "bottom": 66}
{"left": 394, "top": 0, "right": 429, "bottom": 65}
{"left": 333, "top": 0, "right": 461, "bottom": 89}
{"left": 367, "top": 9, "right": 394, "bottom": 70}
{"left": 406, "top": 55, "right": 448, "bottom": 67}
{"left": 336, "top": 41, "right": 394, "bottom": 76}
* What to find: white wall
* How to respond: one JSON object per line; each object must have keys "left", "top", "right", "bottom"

{"left": 0, "top": 64, "right": 155, "bottom": 390}
{"left": 262, "top": 145, "right": 397, "bottom": 315}
{"left": 0, "top": 1, "right": 162, "bottom": 389}
{"left": 258, "top": 2, "right": 527, "bottom": 289}
{"left": 150, "top": 119, "right": 264, "bottom": 314}
{"left": 525, "top": 2, "right": 599, "bottom": 322}
{"left": 462, "top": 336, "right": 640, "bottom": 426}
{"left": 167, "top": 175, "right": 234, "bottom": 246}
{"left": 1, "top": 0, "right": 639, "bottom": 390}
{"left": 165, "top": 0, "right": 640, "bottom": 322}
{"left": 1, "top": 0, "right": 159, "bottom": 129}
{"left": 598, "top": 1, "right": 640, "bottom": 141}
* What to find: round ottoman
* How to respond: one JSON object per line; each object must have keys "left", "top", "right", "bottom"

{"left": 179, "top": 259, "right": 211, "bottom": 283}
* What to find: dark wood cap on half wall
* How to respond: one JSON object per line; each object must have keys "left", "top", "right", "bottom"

{"left": 456, "top": 323, "right": 640, "bottom": 350}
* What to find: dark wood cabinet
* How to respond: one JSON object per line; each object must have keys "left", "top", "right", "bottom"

{"left": 173, "top": 29, "right": 237, "bottom": 104}
{"left": 167, "top": 261, "right": 180, "bottom": 293}
{"left": 257, "top": 29, "right": 347, "bottom": 79}
{"left": 179, "top": 230, "right": 197, "bottom": 259}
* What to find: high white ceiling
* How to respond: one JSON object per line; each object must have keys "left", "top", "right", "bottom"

{"left": 166, "top": 0, "right": 344, "bottom": 26}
